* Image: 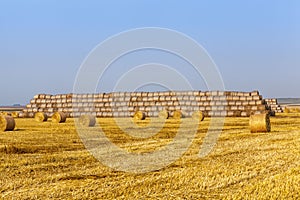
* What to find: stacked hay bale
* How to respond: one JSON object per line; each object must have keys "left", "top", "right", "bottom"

{"left": 21, "top": 93, "right": 73, "bottom": 118}
{"left": 21, "top": 90, "right": 271, "bottom": 118}
{"left": 265, "top": 98, "right": 283, "bottom": 113}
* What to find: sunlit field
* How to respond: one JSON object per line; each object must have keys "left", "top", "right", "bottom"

{"left": 1, "top": 113, "right": 300, "bottom": 199}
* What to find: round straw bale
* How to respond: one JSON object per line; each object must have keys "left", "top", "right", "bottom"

{"left": 133, "top": 111, "right": 146, "bottom": 120}
{"left": 34, "top": 112, "right": 48, "bottom": 122}
{"left": 173, "top": 110, "right": 183, "bottom": 119}
{"left": 249, "top": 113, "right": 271, "bottom": 133}
{"left": 0, "top": 115, "right": 15, "bottom": 131}
{"left": 192, "top": 111, "right": 204, "bottom": 121}
{"left": 52, "top": 112, "right": 67, "bottom": 123}
{"left": 79, "top": 115, "right": 96, "bottom": 127}
{"left": 158, "top": 110, "right": 169, "bottom": 119}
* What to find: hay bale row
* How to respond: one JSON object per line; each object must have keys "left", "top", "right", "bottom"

{"left": 22, "top": 109, "right": 267, "bottom": 118}
{"left": 27, "top": 100, "right": 265, "bottom": 109}
{"left": 33, "top": 112, "right": 70, "bottom": 123}
{"left": 21, "top": 109, "right": 268, "bottom": 119}
{"left": 32, "top": 90, "right": 260, "bottom": 100}
{"left": 24, "top": 91, "right": 268, "bottom": 118}
{"left": 25, "top": 105, "right": 267, "bottom": 112}
{"left": 29, "top": 95, "right": 263, "bottom": 104}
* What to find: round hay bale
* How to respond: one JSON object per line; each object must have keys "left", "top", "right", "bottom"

{"left": 0, "top": 115, "right": 15, "bottom": 131}
{"left": 249, "top": 113, "right": 271, "bottom": 133}
{"left": 34, "top": 112, "right": 48, "bottom": 122}
{"left": 133, "top": 111, "right": 146, "bottom": 120}
{"left": 173, "top": 110, "right": 182, "bottom": 119}
{"left": 79, "top": 115, "right": 96, "bottom": 127}
{"left": 158, "top": 110, "right": 169, "bottom": 119}
{"left": 52, "top": 112, "right": 67, "bottom": 123}
{"left": 192, "top": 111, "right": 204, "bottom": 121}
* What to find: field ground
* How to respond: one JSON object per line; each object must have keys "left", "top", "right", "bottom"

{"left": 1, "top": 113, "right": 300, "bottom": 199}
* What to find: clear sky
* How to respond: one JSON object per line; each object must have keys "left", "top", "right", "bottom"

{"left": 0, "top": 0, "right": 299, "bottom": 105}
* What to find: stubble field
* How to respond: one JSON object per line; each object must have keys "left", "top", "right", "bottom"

{"left": 1, "top": 113, "right": 300, "bottom": 199}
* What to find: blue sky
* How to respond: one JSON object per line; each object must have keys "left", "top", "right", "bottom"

{"left": 0, "top": 0, "right": 299, "bottom": 105}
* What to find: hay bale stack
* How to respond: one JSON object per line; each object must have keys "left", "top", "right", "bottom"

{"left": 265, "top": 98, "right": 283, "bottom": 113}
{"left": 173, "top": 110, "right": 183, "bottom": 119}
{"left": 158, "top": 110, "right": 169, "bottom": 119}
{"left": 0, "top": 115, "right": 15, "bottom": 131}
{"left": 23, "top": 90, "right": 272, "bottom": 118}
{"left": 133, "top": 111, "right": 146, "bottom": 120}
{"left": 52, "top": 112, "right": 67, "bottom": 123}
{"left": 249, "top": 113, "right": 271, "bottom": 133}
{"left": 192, "top": 111, "right": 205, "bottom": 121}
{"left": 34, "top": 112, "right": 48, "bottom": 122}
{"left": 78, "top": 115, "right": 96, "bottom": 127}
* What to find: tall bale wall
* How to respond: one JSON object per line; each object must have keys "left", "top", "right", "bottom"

{"left": 21, "top": 91, "right": 271, "bottom": 118}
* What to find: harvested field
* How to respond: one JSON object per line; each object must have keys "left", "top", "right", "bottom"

{"left": 1, "top": 113, "right": 300, "bottom": 199}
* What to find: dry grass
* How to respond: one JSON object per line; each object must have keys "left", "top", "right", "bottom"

{"left": 1, "top": 113, "right": 300, "bottom": 199}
